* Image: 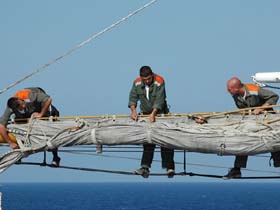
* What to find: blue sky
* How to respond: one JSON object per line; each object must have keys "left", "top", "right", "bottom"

{"left": 1, "top": 0, "right": 280, "bottom": 182}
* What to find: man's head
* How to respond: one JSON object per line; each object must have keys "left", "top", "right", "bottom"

{"left": 226, "top": 77, "right": 243, "bottom": 96}
{"left": 7, "top": 97, "right": 26, "bottom": 112}
{"left": 140, "top": 66, "right": 154, "bottom": 86}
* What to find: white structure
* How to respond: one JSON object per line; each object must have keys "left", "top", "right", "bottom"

{"left": 252, "top": 72, "right": 280, "bottom": 83}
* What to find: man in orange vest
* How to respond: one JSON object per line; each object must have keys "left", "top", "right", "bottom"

{"left": 224, "top": 77, "right": 280, "bottom": 179}
{"left": 0, "top": 87, "right": 61, "bottom": 167}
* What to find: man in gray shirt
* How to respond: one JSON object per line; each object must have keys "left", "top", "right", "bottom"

{"left": 224, "top": 77, "right": 280, "bottom": 179}
{"left": 0, "top": 87, "right": 61, "bottom": 166}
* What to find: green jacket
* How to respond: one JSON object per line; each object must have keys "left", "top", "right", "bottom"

{"left": 128, "top": 74, "right": 169, "bottom": 114}
{"left": 233, "top": 83, "right": 279, "bottom": 109}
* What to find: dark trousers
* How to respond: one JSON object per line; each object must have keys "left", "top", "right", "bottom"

{"left": 234, "top": 151, "right": 280, "bottom": 168}
{"left": 140, "top": 143, "right": 175, "bottom": 170}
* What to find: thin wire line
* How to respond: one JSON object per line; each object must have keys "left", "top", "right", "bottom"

{"left": 59, "top": 150, "right": 280, "bottom": 175}
{"left": 0, "top": 0, "right": 158, "bottom": 95}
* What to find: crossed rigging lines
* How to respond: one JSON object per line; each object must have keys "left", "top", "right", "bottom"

{"left": 2, "top": 0, "right": 280, "bottom": 179}
{"left": 13, "top": 146, "right": 280, "bottom": 179}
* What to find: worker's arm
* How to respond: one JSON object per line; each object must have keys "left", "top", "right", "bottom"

{"left": 253, "top": 102, "right": 271, "bottom": 115}
{"left": 32, "top": 97, "right": 52, "bottom": 118}
{"left": 0, "top": 107, "right": 18, "bottom": 149}
{"left": 0, "top": 124, "right": 18, "bottom": 149}
{"left": 149, "top": 108, "right": 157, "bottom": 123}
{"left": 254, "top": 88, "right": 279, "bottom": 115}
{"left": 128, "top": 82, "right": 139, "bottom": 121}
{"left": 130, "top": 105, "right": 138, "bottom": 121}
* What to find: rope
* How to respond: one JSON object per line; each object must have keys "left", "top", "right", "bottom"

{"left": 0, "top": 0, "right": 158, "bottom": 95}
{"left": 187, "top": 172, "right": 280, "bottom": 179}
{"left": 15, "top": 161, "right": 181, "bottom": 176}
{"left": 10, "top": 105, "right": 280, "bottom": 123}
{"left": 199, "top": 104, "right": 280, "bottom": 119}
{"left": 263, "top": 84, "right": 280, "bottom": 90}
{"left": 15, "top": 161, "right": 280, "bottom": 179}
{"left": 24, "top": 115, "right": 35, "bottom": 147}
{"left": 58, "top": 149, "right": 280, "bottom": 175}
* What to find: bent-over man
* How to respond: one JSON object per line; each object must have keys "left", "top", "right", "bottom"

{"left": 224, "top": 77, "right": 280, "bottom": 179}
{"left": 0, "top": 87, "right": 61, "bottom": 166}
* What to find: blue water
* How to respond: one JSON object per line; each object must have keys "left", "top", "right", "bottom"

{"left": 1, "top": 182, "right": 279, "bottom": 210}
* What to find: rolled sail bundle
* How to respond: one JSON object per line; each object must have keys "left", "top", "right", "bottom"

{"left": 1, "top": 113, "right": 280, "bottom": 172}
{"left": 3, "top": 113, "right": 280, "bottom": 156}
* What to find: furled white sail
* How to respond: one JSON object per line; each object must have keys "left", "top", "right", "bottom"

{"left": 1, "top": 112, "right": 280, "bottom": 172}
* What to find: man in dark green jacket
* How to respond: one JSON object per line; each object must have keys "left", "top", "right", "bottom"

{"left": 128, "top": 66, "right": 174, "bottom": 178}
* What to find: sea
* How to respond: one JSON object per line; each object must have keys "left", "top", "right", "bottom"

{"left": 0, "top": 182, "right": 279, "bottom": 210}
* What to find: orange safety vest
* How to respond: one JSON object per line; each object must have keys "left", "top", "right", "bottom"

{"left": 245, "top": 84, "right": 260, "bottom": 96}
{"left": 14, "top": 89, "right": 31, "bottom": 102}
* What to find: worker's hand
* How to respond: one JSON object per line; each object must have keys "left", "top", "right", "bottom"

{"left": 10, "top": 142, "right": 19, "bottom": 149}
{"left": 194, "top": 116, "right": 207, "bottom": 124}
{"left": 130, "top": 111, "right": 138, "bottom": 121}
{"left": 253, "top": 108, "right": 263, "bottom": 115}
{"left": 149, "top": 113, "right": 156, "bottom": 123}
{"left": 32, "top": 112, "right": 43, "bottom": 118}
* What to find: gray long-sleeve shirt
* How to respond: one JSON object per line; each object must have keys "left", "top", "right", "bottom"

{"left": 0, "top": 88, "right": 50, "bottom": 126}
{"left": 233, "top": 84, "right": 279, "bottom": 109}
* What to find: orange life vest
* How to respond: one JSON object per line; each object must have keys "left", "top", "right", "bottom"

{"left": 14, "top": 89, "right": 31, "bottom": 102}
